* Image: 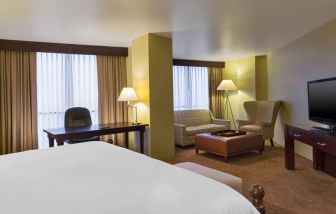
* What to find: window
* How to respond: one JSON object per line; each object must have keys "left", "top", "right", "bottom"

{"left": 37, "top": 53, "right": 98, "bottom": 149}
{"left": 173, "top": 66, "right": 209, "bottom": 110}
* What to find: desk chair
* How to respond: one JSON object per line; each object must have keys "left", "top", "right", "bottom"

{"left": 64, "top": 107, "right": 100, "bottom": 143}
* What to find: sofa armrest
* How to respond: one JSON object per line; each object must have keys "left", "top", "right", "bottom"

{"left": 174, "top": 124, "right": 186, "bottom": 134}
{"left": 212, "top": 118, "right": 230, "bottom": 126}
{"left": 174, "top": 124, "right": 186, "bottom": 145}
{"left": 237, "top": 119, "right": 252, "bottom": 129}
{"left": 260, "top": 122, "right": 272, "bottom": 127}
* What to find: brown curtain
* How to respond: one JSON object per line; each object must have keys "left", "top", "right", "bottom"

{"left": 0, "top": 50, "right": 37, "bottom": 155}
{"left": 97, "top": 55, "right": 128, "bottom": 144}
{"left": 208, "top": 67, "right": 225, "bottom": 119}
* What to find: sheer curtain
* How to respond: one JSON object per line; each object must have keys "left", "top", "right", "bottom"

{"left": 173, "top": 66, "right": 209, "bottom": 110}
{"left": 37, "top": 52, "right": 98, "bottom": 149}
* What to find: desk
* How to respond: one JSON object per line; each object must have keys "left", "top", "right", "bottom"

{"left": 43, "top": 122, "right": 148, "bottom": 154}
{"left": 285, "top": 124, "right": 336, "bottom": 178}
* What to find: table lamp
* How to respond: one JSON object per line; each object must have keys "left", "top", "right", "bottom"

{"left": 118, "top": 87, "right": 139, "bottom": 125}
{"left": 217, "top": 80, "right": 238, "bottom": 129}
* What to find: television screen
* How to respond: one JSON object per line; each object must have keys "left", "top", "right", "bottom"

{"left": 308, "top": 77, "right": 336, "bottom": 124}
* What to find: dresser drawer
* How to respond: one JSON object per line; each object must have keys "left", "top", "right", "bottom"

{"left": 288, "top": 127, "right": 315, "bottom": 146}
{"left": 314, "top": 135, "right": 336, "bottom": 156}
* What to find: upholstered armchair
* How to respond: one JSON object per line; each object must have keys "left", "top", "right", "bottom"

{"left": 237, "top": 101, "right": 282, "bottom": 146}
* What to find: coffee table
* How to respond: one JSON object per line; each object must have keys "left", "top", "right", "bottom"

{"left": 195, "top": 131, "right": 264, "bottom": 160}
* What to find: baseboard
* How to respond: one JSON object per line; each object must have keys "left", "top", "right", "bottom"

{"left": 272, "top": 140, "right": 313, "bottom": 161}
{"left": 295, "top": 150, "right": 313, "bottom": 160}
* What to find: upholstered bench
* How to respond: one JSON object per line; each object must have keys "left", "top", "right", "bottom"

{"left": 195, "top": 132, "right": 264, "bottom": 160}
{"left": 175, "top": 162, "right": 243, "bottom": 194}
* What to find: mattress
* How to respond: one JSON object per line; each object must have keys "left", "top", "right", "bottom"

{"left": 0, "top": 142, "right": 259, "bottom": 214}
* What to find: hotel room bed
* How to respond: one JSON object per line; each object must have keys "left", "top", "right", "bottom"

{"left": 0, "top": 142, "right": 260, "bottom": 214}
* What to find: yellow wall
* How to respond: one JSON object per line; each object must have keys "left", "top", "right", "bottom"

{"left": 224, "top": 57, "right": 253, "bottom": 124}
{"left": 255, "top": 56, "right": 268, "bottom": 100}
{"left": 268, "top": 19, "right": 336, "bottom": 160}
{"left": 148, "top": 34, "right": 175, "bottom": 161}
{"left": 126, "top": 47, "right": 135, "bottom": 149}
{"left": 130, "top": 34, "right": 175, "bottom": 161}
{"left": 223, "top": 56, "right": 267, "bottom": 128}
{"left": 131, "top": 35, "right": 151, "bottom": 124}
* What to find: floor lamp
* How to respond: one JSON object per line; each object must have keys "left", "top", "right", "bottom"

{"left": 217, "top": 80, "right": 238, "bottom": 130}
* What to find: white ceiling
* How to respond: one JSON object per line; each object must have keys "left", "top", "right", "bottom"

{"left": 1, "top": 0, "right": 336, "bottom": 60}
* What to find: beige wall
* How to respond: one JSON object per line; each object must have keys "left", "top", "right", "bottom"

{"left": 224, "top": 56, "right": 267, "bottom": 128}
{"left": 130, "top": 34, "right": 175, "bottom": 161}
{"left": 268, "top": 19, "right": 336, "bottom": 160}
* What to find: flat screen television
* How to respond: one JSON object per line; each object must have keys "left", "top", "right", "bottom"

{"left": 308, "top": 77, "right": 336, "bottom": 131}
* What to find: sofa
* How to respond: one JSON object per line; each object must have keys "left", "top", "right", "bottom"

{"left": 174, "top": 109, "right": 230, "bottom": 146}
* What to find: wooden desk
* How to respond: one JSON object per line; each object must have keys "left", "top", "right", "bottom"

{"left": 285, "top": 124, "right": 336, "bottom": 178}
{"left": 43, "top": 122, "right": 148, "bottom": 154}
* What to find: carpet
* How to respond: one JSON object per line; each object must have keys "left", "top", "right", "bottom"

{"left": 174, "top": 143, "right": 336, "bottom": 214}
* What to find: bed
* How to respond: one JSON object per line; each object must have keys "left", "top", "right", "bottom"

{"left": 0, "top": 142, "right": 261, "bottom": 214}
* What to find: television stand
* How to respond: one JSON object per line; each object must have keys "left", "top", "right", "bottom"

{"left": 312, "top": 124, "right": 336, "bottom": 133}
{"left": 285, "top": 124, "right": 336, "bottom": 178}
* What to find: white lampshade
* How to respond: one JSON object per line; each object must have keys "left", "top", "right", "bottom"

{"left": 217, "top": 80, "right": 238, "bottom": 91}
{"left": 118, "top": 87, "right": 138, "bottom": 102}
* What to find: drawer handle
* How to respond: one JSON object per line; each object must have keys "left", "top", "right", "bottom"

{"left": 317, "top": 142, "right": 327, "bottom": 147}
{"left": 294, "top": 134, "right": 301, "bottom": 138}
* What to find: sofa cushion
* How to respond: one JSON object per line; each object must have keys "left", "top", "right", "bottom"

{"left": 208, "top": 124, "right": 228, "bottom": 132}
{"left": 174, "top": 109, "right": 212, "bottom": 126}
{"left": 239, "top": 125, "right": 261, "bottom": 133}
{"left": 185, "top": 125, "right": 212, "bottom": 136}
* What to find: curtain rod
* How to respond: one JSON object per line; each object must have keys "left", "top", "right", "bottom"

{"left": 0, "top": 39, "right": 128, "bottom": 57}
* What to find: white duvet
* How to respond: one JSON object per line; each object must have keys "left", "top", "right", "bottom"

{"left": 0, "top": 142, "right": 259, "bottom": 214}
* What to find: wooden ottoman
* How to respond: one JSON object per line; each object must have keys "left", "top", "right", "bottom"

{"left": 195, "top": 132, "right": 264, "bottom": 160}
{"left": 175, "top": 162, "right": 243, "bottom": 194}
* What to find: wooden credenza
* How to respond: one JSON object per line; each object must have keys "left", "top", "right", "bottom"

{"left": 285, "top": 124, "right": 336, "bottom": 178}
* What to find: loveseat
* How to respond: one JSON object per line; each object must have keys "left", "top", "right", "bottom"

{"left": 174, "top": 109, "right": 230, "bottom": 146}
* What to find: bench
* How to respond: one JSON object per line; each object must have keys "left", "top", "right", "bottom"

{"left": 175, "top": 162, "right": 243, "bottom": 194}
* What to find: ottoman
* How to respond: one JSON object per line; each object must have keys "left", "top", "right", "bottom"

{"left": 175, "top": 162, "right": 243, "bottom": 194}
{"left": 195, "top": 132, "right": 264, "bottom": 160}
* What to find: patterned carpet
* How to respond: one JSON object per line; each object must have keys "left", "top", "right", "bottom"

{"left": 174, "top": 142, "right": 336, "bottom": 214}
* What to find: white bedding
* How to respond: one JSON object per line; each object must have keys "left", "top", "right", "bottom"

{"left": 0, "top": 142, "right": 259, "bottom": 214}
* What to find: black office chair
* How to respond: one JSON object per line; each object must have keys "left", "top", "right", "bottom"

{"left": 64, "top": 107, "right": 100, "bottom": 144}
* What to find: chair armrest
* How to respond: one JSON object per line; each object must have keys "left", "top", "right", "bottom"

{"left": 212, "top": 118, "right": 230, "bottom": 126}
{"left": 237, "top": 119, "right": 252, "bottom": 128}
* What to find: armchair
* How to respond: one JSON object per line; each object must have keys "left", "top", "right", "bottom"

{"left": 237, "top": 101, "right": 282, "bottom": 146}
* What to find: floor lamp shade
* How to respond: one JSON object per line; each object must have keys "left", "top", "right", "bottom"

{"left": 217, "top": 80, "right": 237, "bottom": 91}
